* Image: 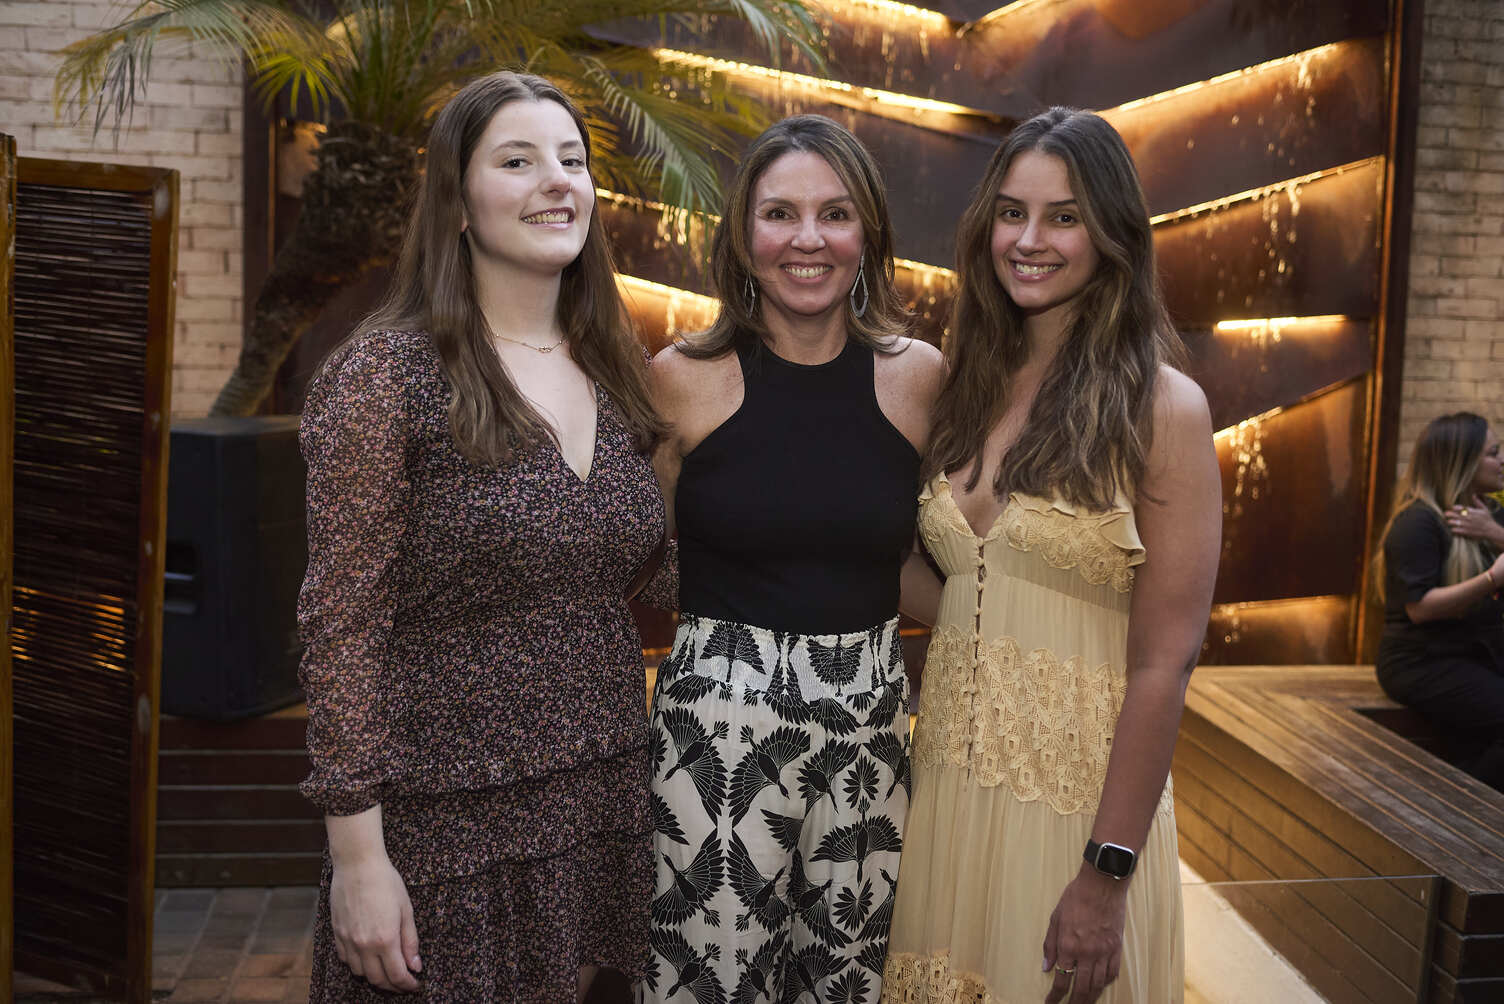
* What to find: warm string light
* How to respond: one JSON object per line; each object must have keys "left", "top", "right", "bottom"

{"left": 1104, "top": 43, "right": 1346, "bottom": 116}
{"left": 1150, "top": 157, "right": 1382, "bottom": 227}
{"left": 651, "top": 48, "right": 988, "bottom": 119}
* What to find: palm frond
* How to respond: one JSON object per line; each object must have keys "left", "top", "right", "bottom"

{"left": 58, "top": 0, "right": 831, "bottom": 211}
{"left": 54, "top": 0, "right": 322, "bottom": 132}
{"left": 480, "top": 0, "right": 823, "bottom": 70}
{"left": 684, "top": 0, "right": 824, "bottom": 70}
{"left": 573, "top": 52, "right": 751, "bottom": 218}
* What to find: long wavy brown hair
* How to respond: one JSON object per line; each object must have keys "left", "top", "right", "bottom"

{"left": 358, "top": 70, "right": 663, "bottom": 465}
{"left": 1375, "top": 412, "right": 1495, "bottom": 594}
{"left": 680, "top": 114, "right": 909, "bottom": 360}
{"left": 923, "top": 107, "right": 1184, "bottom": 510}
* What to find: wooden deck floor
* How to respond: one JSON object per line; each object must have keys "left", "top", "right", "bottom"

{"left": 1176, "top": 665, "right": 1504, "bottom": 1003}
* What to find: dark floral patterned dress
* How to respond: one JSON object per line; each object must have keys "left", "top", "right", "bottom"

{"left": 298, "top": 329, "right": 672, "bottom": 1002}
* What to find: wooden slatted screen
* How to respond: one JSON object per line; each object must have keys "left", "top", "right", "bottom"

{"left": 1, "top": 132, "right": 17, "bottom": 1004}
{"left": 10, "top": 158, "right": 176, "bottom": 1002}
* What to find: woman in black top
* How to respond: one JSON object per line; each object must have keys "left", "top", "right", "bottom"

{"left": 643, "top": 115, "right": 945, "bottom": 1000}
{"left": 1377, "top": 411, "right": 1504, "bottom": 790}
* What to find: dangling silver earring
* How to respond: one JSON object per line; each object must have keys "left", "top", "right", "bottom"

{"left": 744, "top": 273, "right": 758, "bottom": 313}
{"left": 850, "top": 251, "right": 869, "bottom": 318}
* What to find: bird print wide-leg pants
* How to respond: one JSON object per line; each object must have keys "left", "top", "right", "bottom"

{"left": 644, "top": 614, "right": 911, "bottom": 1004}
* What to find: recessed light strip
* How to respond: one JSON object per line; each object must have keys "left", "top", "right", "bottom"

{"left": 1150, "top": 156, "right": 1382, "bottom": 226}
{"left": 1213, "top": 404, "right": 1286, "bottom": 441}
{"left": 823, "top": 0, "right": 954, "bottom": 30}
{"left": 617, "top": 274, "right": 719, "bottom": 311}
{"left": 651, "top": 48, "right": 987, "bottom": 118}
{"left": 1105, "top": 42, "right": 1345, "bottom": 116}
{"left": 964, "top": 0, "right": 1055, "bottom": 31}
{"left": 1213, "top": 314, "right": 1350, "bottom": 332}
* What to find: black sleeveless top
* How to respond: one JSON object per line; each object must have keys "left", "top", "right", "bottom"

{"left": 677, "top": 339, "right": 920, "bottom": 635}
{"left": 1378, "top": 502, "right": 1504, "bottom": 675}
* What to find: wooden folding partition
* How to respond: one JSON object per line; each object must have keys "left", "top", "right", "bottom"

{"left": 10, "top": 158, "right": 177, "bottom": 1002}
{"left": 1, "top": 132, "right": 17, "bottom": 1004}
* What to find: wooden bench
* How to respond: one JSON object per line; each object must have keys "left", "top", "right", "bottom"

{"left": 1176, "top": 666, "right": 1504, "bottom": 1003}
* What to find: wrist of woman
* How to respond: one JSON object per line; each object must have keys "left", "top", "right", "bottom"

{"left": 1077, "top": 860, "right": 1133, "bottom": 894}
{"left": 1484, "top": 567, "right": 1498, "bottom": 591}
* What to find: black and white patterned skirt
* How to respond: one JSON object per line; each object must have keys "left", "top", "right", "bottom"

{"left": 643, "top": 613, "right": 911, "bottom": 1004}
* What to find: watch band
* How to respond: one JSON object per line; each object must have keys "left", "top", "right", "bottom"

{"left": 1084, "top": 838, "right": 1137, "bottom": 879}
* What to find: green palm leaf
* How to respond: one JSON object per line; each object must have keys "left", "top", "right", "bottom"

{"left": 55, "top": 0, "right": 324, "bottom": 132}
{"left": 54, "top": 0, "right": 824, "bottom": 414}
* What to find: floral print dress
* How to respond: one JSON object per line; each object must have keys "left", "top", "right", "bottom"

{"left": 298, "top": 329, "right": 671, "bottom": 1002}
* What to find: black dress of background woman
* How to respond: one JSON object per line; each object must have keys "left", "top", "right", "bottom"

{"left": 1376, "top": 411, "right": 1504, "bottom": 791}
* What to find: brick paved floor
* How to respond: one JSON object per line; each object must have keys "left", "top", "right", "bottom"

{"left": 15, "top": 887, "right": 317, "bottom": 1003}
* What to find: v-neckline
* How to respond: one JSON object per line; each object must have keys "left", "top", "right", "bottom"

{"left": 938, "top": 471, "right": 1007, "bottom": 542}
{"left": 548, "top": 381, "right": 600, "bottom": 486}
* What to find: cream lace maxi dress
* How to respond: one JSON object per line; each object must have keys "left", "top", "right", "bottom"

{"left": 882, "top": 472, "right": 1182, "bottom": 1003}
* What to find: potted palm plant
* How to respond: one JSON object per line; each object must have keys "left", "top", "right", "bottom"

{"left": 54, "top": 0, "right": 819, "bottom": 718}
{"left": 56, "top": 0, "right": 819, "bottom": 414}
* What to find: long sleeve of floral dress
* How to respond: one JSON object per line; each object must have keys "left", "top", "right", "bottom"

{"left": 297, "top": 334, "right": 409, "bottom": 816}
{"left": 635, "top": 537, "right": 679, "bottom": 610}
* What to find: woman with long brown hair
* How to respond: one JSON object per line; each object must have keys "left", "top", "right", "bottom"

{"left": 297, "top": 70, "right": 670, "bottom": 1000}
{"left": 882, "top": 107, "right": 1220, "bottom": 1004}
{"left": 644, "top": 114, "right": 944, "bottom": 1000}
{"left": 1375, "top": 412, "right": 1504, "bottom": 790}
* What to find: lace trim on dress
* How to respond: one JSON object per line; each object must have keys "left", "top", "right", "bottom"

{"left": 882, "top": 951, "right": 994, "bottom": 1004}
{"left": 919, "top": 475, "right": 1145, "bottom": 593}
{"left": 918, "top": 475, "right": 982, "bottom": 551}
{"left": 1000, "top": 495, "right": 1143, "bottom": 594}
{"left": 912, "top": 623, "right": 1174, "bottom": 818}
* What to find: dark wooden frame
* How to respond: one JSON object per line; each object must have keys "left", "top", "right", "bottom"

{"left": 0, "top": 132, "right": 17, "bottom": 1004}
{"left": 1356, "top": 0, "right": 1428, "bottom": 661}
{"left": 12, "top": 157, "right": 177, "bottom": 1003}
{"left": 243, "top": 69, "right": 275, "bottom": 351}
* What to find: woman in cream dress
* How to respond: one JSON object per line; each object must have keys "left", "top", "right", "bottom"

{"left": 884, "top": 108, "right": 1220, "bottom": 1004}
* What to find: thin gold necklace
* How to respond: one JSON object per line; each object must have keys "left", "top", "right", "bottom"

{"left": 493, "top": 332, "right": 565, "bottom": 354}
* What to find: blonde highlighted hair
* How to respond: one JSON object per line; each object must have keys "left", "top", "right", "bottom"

{"left": 1377, "top": 411, "right": 1495, "bottom": 594}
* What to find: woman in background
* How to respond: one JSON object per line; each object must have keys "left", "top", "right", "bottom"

{"left": 645, "top": 114, "right": 944, "bottom": 1001}
{"left": 298, "top": 71, "right": 670, "bottom": 1001}
{"left": 884, "top": 107, "right": 1220, "bottom": 1004}
{"left": 1376, "top": 411, "right": 1504, "bottom": 791}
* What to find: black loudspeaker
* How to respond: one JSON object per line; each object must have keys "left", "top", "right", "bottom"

{"left": 161, "top": 416, "right": 307, "bottom": 719}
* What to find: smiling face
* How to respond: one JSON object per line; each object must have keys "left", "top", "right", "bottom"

{"left": 1471, "top": 427, "right": 1504, "bottom": 496}
{"left": 460, "top": 98, "right": 594, "bottom": 280}
{"left": 990, "top": 149, "right": 1101, "bottom": 326}
{"left": 747, "top": 150, "right": 866, "bottom": 330}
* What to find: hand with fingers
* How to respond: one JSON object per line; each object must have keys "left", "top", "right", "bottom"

{"left": 1445, "top": 495, "right": 1504, "bottom": 547}
{"left": 329, "top": 854, "right": 423, "bottom": 993}
{"left": 1041, "top": 865, "right": 1128, "bottom": 1004}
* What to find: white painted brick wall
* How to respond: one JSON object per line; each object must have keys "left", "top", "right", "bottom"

{"left": 1400, "top": 0, "right": 1504, "bottom": 473}
{"left": 1, "top": 0, "right": 243, "bottom": 418}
